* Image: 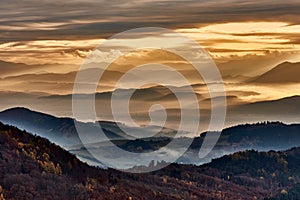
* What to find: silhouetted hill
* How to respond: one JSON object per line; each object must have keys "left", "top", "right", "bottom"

{"left": 0, "top": 107, "right": 133, "bottom": 147}
{"left": 215, "top": 121, "right": 300, "bottom": 149}
{"left": 253, "top": 62, "right": 300, "bottom": 83}
{"left": 71, "top": 121, "right": 300, "bottom": 167}
{"left": 0, "top": 60, "right": 30, "bottom": 77}
{"left": 2, "top": 67, "right": 137, "bottom": 85}
{"left": 1, "top": 108, "right": 300, "bottom": 167}
{"left": 0, "top": 107, "right": 178, "bottom": 147}
{"left": 230, "top": 96, "right": 300, "bottom": 116}
{"left": 1, "top": 121, "right": 300, "bottom": 199}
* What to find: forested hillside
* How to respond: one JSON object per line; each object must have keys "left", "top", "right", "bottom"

{"left": 0, "top": 122, "right": 299, "bottom": 199}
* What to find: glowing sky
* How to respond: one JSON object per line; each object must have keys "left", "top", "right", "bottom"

{"left": 0, "top": 0, "right": 300, "bottom": 65}
{"left": 1, "top": 0, "right": 300, "bottom": 129}
{"left": 1, "top": 21, "right": 300, "bottom": 65}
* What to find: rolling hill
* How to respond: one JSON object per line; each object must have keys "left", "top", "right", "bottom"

{"left": 71, "top": 121, "right": 300, "bottom": 167}
{"left": 0, "top": 107, "right": 178, "bottom": 147}
{"left": 253, "top": 62, "right": 300, "bottom": 83}
{"left": 228, "top": 96, "right": 300, "bottom": 121}
{"left": 0, "top": 107, "right": 129, "bottom": 147}
{"left": 0, "top": 107, "right": 299, "bottom": 168}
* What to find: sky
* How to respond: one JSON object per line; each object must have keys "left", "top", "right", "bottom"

{"left": 1, "top": 0, "right": 300, "bottom": 131}
{"left": 1, "top": 0, "right": 300, "bottom": 65}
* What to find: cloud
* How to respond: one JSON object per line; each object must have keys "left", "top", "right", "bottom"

{"left": 1, "top": 0, "right": 300, "bottom": 42}
{"left": 0, "top": 1, "right": 300, "bottom": 65}
{"left": 0, "top": 39, "right": 103, "bottom": 64}
{"left": 177, "top": 22, "right": 300, "bottom": 59}
{"left": 2, "top": 19, "right": 300, "bottom": 65}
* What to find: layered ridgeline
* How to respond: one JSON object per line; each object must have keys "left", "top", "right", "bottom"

{"left": 0, "top": 122, "right": 300, "bottom": 199}
{"left": 252, "top": 62, "right": 300, "bottom": 83}
{"left": 0, "top": 107, "right": 178, "bottom": 147}
{"left": 0, "top": 107, "right": 300, "bottom": 168}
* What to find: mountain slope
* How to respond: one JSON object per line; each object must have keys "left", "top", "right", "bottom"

{"left": 0, "top": 60, "right": 32, "bottom": 77}
{"left": 0, "top": 107, "right": 178, "bottom": 147}
{"left": 0, "top": 122, "right": 104, "bottom": 199}
{"left": 0, "top": 107, "right": 132, "bottom": 147}
{"left": 1, "top": 107, "right": 300, "bottom": 168}
{"left": 71, "top": 121, "right": 300, "bottom": 167}
{"left": 1, "top": 121, "right": 300, "bottom": 199}
{"left": 230, "top": 96, "right": 300, "bottom": 116}
{"left": 253, "top": 62, "right": 300, "bottom": 83}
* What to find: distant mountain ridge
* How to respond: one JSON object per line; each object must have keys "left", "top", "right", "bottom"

{"left": 252, "top": 61, "right": 300, "bottom": 83}
{"left": 0, "top": 107, "right": 299, "bottom": 168}
{"left": 0, "top": 107, "right": 128, "bottom": 146}
{"left": 230, "top": 95, "right": 300, "bottom": 117}
{"left": 0, "top": 107, "right": 178, "bottom": 147}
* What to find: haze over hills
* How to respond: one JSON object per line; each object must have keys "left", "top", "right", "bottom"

{"left": 2, "top": 59, "right": 299, "bottom": 94}
{"left": 0, "top": 107, "right": 126, "bottom": 147}
{"left": 0, "top": 60, "right": 32, "bottom": 77}
{"left": 71, "top": 121, "right": 300, "bottom": 168}
{"left": 1, "top": 59, "right": 300, "bottom": 130}
{"left": 0, "top": 107, "right": 178, "bottom": 147}
{"left": 0, "top": 107, "right": 299, "bottom": 168}
{"left": 0, "top": 60, "right": 79, "bottom": 78}
{"left": 2, "top": 59, "right": 300, "bottom": 129}
{"left": 1, "top": 67, "right": 138, "bottom": 85}
{"left": 3, "top": 59, "right": 298, "bottom": 84}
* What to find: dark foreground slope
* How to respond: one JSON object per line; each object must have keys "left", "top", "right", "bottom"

{"left": 0, "top": 122, "right": 300, "bottom": 200}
